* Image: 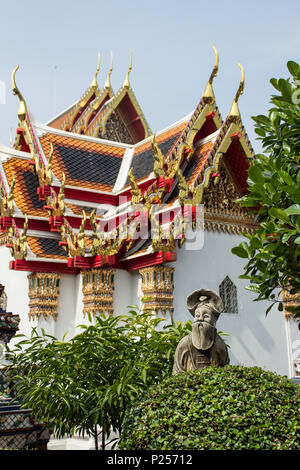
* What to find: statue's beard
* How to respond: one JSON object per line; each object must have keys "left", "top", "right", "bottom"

{"left": 192, "top": 321, "right": 216, "bottom": 350}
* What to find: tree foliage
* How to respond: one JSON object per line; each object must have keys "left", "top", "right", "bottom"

{"left": 6, "top": 305, "right": 191, "bottom": 450}
{"left": 232, "top": 61, "right": 300, "bottom": 325}
{"left": 119, "top": 366, "right": 300, "bottom": 450}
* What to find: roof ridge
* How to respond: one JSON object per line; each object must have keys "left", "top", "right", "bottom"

{"left": 33, "top": 120, "right": 133, "bottom": 150}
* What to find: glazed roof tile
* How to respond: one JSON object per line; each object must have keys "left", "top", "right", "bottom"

{"left": 129, "top": 121, "right": 187, "bottom": 182}
{"left": 66, "top": 203, "right": 99, "bottom": 216}
{"left": 184, "top": 141, "right": 214, "bottom": 185}
{"left": 2, "top": 158, "right": 46, "bottom": 217}
{"left": 39, "top": 132, "right": 126, "bottom": 192}
{"left": 27, "top": 236, "right": 67, "bottom": 260}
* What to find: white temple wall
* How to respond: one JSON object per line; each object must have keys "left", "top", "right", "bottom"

{"left": 288, "top": 317, "right": 300, "bottom": 377}
{"left": 0, "top": 247, "right": 35, "bottom": 340}
{"left": 131, "top": 269, "right": 142, "bottom": 310}
{"left": 114, "top": 269, "right": 133, "bottom": 316}
{"left": 172, "top": 230, "right": 290, "bottom": 377}
{"left": 54, "top": 274, "right": 78, "bottom": 341}
{"left": 1, "top": 230, "right": 295, "bottom": 379}
{"left": 73, "top": 273, "right": 87, "bottom": 331}
{"left": 113, "top": 269, "right": 143, "bottom": 315}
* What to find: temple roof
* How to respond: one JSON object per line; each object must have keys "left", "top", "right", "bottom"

{"left": 37, "top": 125, "right": 128, "bottom": 192}
{"left": 0, "top": 49, "right": 256, "bottom": 273}
{"left": 48, "top": 53, "right": 152, "bottom": 144}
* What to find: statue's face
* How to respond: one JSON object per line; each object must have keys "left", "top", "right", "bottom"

{"left": 194, "top": 304, "right": 216, "bottom": 327}
{"left": 191, "top": 304, "right": 217, "bottom": 351}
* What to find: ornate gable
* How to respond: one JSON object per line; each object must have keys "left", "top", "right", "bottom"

{"left": 203, "top": 161, "right": 256, "bottom": 234}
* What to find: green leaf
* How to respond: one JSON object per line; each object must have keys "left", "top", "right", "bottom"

{"left": 248, "top": 165, "right": 265, "bottom": 184}
{"left": 285, "top": 205, "right": 300, "bottom": 216}
{"left": 287, "top": 60, "right": 300, "bottom": 78}
{"left": 268, "top": 208, "right": 291, "bottom": 224}
{"left": 270, "top": 78, "right": 280, "bottom": 91}
{"left": 231, "top": 246, "right": 249, "bottom": 259}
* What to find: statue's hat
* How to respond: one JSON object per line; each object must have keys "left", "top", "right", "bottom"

{"left": 187, "top": 289, "right": 223, "bottom": 317}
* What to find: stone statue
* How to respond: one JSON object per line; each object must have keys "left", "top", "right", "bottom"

{"left": 173, "top": 289, "right": 229, "bottom": 375}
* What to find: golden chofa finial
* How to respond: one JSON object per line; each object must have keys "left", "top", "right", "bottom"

{"left": 228, "top": 62, "right": 245, "bottom": 122}
{"left": 90, "top": 52, "right": 101, "bottom": 90}
{"left": 203, "top": 45, "right": 219, "bottom": 103}
{"left": 123, "top": 50, "right": 132, "bottom": 89}
{"left": 12, "top": 65, "right": 28, "bottom": 122}
{"left": 104, "top": 51, "right": 113, "bottom": 90}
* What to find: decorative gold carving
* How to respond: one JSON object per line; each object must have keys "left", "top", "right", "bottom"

{"left": 46, "top": 173, "right": 66, "bottom": 216}
{"left": 139, "top": 265, "right": 175, "bottom": 317}
{"left": 177, "top": 168, "right": 190, "bottom": 206}
{"left": 228, "top": 63, "right": 245, "bottom": 122}
{"left": 152, "top": 209, "right": 187, "bottom": 253}
{"left": 104, "top": 51, "right": 113, "bottom": 90}
{"left": 37, "top": 143, "right": 54, "bottom": 187}
{"left": 82, "top": 268, "right": 115, "bottom": 317}
{"left": 152, "top": 134, "right": 165, "bottom": 178}
{"left": 0, "top": 176, "right": 15, "bottom": 217}
{"left": 62, "top": 53, "right": 101, "bottom": 131}
{"left": 177, "top": 169, "right": 203, "bottom": 207}
{"left": 203, "top": 45, "right": 219, "bottom": 103}
{"left": 89, "top": 210, "right": 130, "bottom": 256}
{"left": 282, "top": 287, "right": 300, "bottom": 319}
{"left": 44, "top": 143, "right": 54, "bottom": 186}
{"left": 0, "top": 232, "right": 10, "bottom": 247}
{"left": 152, "top": 222, "right": 176, "bottom": 253}
{"left": 123, "top": 50, "right": 132, "bottom": 89}
{"left": 90, "top": 52, "right": 101, "bottom": 91}
{"left": 12, "top": 65, "right": 28, "bottom": 122}
{"left": 128, "top": 168, "right": 143, "bottom": 204}
{"left": 96, "top": 77, "right": 152, "bottom": 141}
{"left": 61, "top": 211, "right": 87, "bottom": 257}
{"left": 7, "top": 215, "right": 28, "bottom": 260}
{"left": 202, "top": 162, "right": 256, "bottom": 234}
{"left": 28, "top": 272, "right": 60, "bottom": 321}
{"left": 99, "top": 109, "right": 134, "bottom": 144}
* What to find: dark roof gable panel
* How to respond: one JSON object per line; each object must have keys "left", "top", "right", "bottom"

{"left": 55, "top": 143, "right": 123, "bottom": 186}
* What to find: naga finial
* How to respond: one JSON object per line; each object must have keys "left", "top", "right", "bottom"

{"left": 152, "top": 134, "right": 165, "bottom": 178}
{"left": 123, "top": 50, "right": 132, "bottom": 89}
{"left": 45, "top": 143, "right": 54, "bottom": 185}
{"left": 128, "top": 167, "right": 143, "bottom": 204}
{"left": 58, "top": 173, "right": 66, "bottom": 215}
{"left": 177, "top": 168, "right": 190, "bottom": 206}
{"left": 12, "top": 65, "right": 28, "bottom": 121}
{"left": 203, "top": 45, "right": 219, "bottom": 103}
{"left": 104, "top": 51, "right": 113, "bottom": 90}
{"left": 90, "top": 52, "right": 101, "bottom": 90}
{"left": 228, "top": 62, "right": 245, "bottom": 122}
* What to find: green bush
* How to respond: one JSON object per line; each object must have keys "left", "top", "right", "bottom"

{"left": 7, "top": 305, "right": 191, "bottom": 449}
{"left": 119, "top": 365, "right": 300, "bottom": 450}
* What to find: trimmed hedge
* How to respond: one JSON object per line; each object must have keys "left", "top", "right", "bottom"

{"left": 119, "top": 365, "right": 300, "bottom": 450}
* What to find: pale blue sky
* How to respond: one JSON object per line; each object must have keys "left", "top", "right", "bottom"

{"left": 0, "top": 0, "right": 299, "bottom": 152}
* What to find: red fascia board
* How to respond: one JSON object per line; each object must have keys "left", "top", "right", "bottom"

{"left": 67, "top": 255, "right": 117, "bottom": 270}
{"left": 9, "top": 259, "right": 79, "bottom": 275}
{"left": 44, "top": 178, "right": 162, "bottom": 208}
{"left": 9, "top": 251, "right": 176, "bottom": 274}
{"left": 13, "top": 217, "right": 51, "bottom": 232}
{"left": 65, "top": 214, "right": 131, "bottom": 231}
{"left": 122, "top": 251, "right": 177, "bottom": 271}
{"left": 51, "top": 186, "right": 120, "bottom": 206}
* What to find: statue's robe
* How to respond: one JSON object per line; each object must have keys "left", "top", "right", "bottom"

{"left": 173, "top": 332, "right": 229, "bottom": 375}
